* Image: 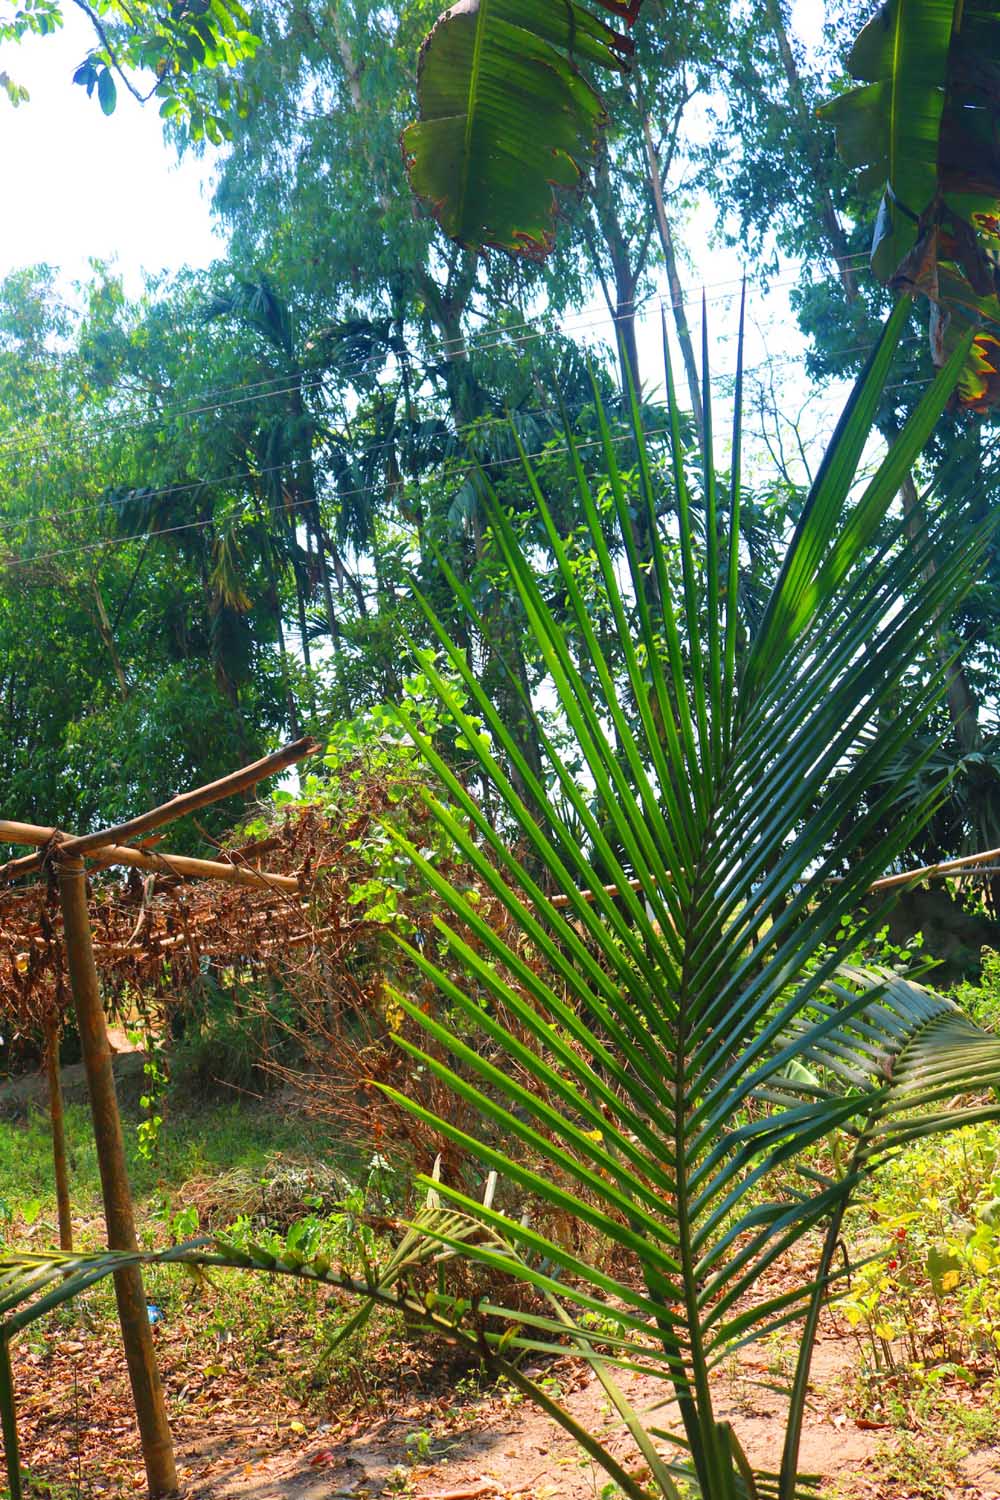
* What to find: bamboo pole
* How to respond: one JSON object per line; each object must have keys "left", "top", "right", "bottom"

{"left": 57, "top": 856, "right": 177, "bottom": 1499}
{"left": 84, "top": 843, "right": 303, "bottom": 891}
{"left": 0, "top": 1332, "right": 22, "bottom": 1500}
{"left": 43, "top": 1014, "right": 73, "bottom": 1253}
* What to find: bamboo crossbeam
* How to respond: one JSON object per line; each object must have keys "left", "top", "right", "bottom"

{"left": 85, "top": 843, "right": 302, "bottom": 892}
{"left": 548, "top": 846, "right": 1000, "bottom": 909}
{"left": 0, "top": 738, "right": 319, "bottom": 883}
{"left": 0, "top": 820, "right": 57, "bottom": 847}
{"left": 869, "top": 844, "right": 1000, "bottom": 892}
{"left": 62, "top": 737, "right": 320, "bottom": 857}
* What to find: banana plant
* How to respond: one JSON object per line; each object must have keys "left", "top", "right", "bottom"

{"left": 401, "top": 0, "right": 642, "bottom": 258}
{"left": 822, "top": 0, "right": 1000, "bottom": 409}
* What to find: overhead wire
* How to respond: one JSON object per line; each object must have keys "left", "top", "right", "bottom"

{"left": 0, "top": 249, "right": 928, "bottom": 580}
{"left": 1, "top": 422, "right": 689, "bottom": 572}
{"left": 5, "top": 367, "right": 939, "bottom": 582}
{"left": 0, "top": 320, "right": 920, "bottom": 557}
{"left": 0, "top": 254, "right": 879, "bottom": 466}
{"left": 0, "top": 314, "right": 921, "bottom": 547}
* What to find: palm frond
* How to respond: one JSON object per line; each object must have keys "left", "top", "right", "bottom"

{"left": 357, "top": 299, "right": 1000, "bottom": 1498}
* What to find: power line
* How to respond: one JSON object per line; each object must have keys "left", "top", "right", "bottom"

{"left": 0, "top": 259, "right": 879, "bottom": 466}
{"left": 0, "top": 325, "right": 919, "bottom": 550}
{"left": 0, "top": 418, "right": 719, "bottom": 574}
{"left": 0, "top": 313, "right": 916, "bottom": 526}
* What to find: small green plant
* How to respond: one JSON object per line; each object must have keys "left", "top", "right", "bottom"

{"left": 839, "top": 1120, "right": 1000, "bottom": 1401}
{"left": 348, "top": 297, "right": 1000, "bottom": 1500}
{"left": 128, "top": 1025, "right": 167, "bottom": 1162}
{"left": 953, "top": 947, "right": 1000, "bottom": 1030}
{"left": 403, "top": 1427, "right": 434, "bottom": 1462}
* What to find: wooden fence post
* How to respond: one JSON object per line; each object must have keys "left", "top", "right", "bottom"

{"left": 43, "top": 1012, "right": 73, "bottom": 1254}
{"left": 0, "top": 1331, "right": 23, "bottom": 1500}
{"left": 57, "top": 855, "right": 177, "bottom": 1498}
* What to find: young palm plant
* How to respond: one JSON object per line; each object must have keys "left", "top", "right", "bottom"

{"left": 5, "top": 303, "right": 1000, "bottom": 1500}
{"left": 360, "top": 296, "right": 1000, "bottom": 1499}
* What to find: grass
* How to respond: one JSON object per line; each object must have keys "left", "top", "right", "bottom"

{"left": 0, "top": 1092, "right": 346, "bottom": 1238}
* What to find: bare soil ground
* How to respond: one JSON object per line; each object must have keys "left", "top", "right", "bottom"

{"left": 11, "top": 1314, "right": 999, "bottom": 1500}
{"left": 5, "top": 1059, "right": 998, "bottom": 1499}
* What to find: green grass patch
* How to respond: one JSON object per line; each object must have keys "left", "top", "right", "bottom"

{"left": 0, "top": 1095, "right": 351, "bottom": 1237}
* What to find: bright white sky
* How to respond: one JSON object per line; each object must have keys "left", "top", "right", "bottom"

{"left": 0, "top": 0, "right": 828, "bottom": 293}
{"left": 0, "top": 7, "right": 223, "bottom": 292}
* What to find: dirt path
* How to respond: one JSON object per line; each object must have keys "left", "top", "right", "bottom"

{"left": 172, "top": 1332, "right": 945, "bottom": 1500}
{"left": 12, "top": 1312, "right": 1000, "bottom": 1499}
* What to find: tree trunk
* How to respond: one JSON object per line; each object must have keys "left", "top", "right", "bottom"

{"left": 57, "top": 857, "right": 177, "bottom": 1500}
{"left": 273, "top": 592, "right": 302, "bottom": 740}
{"left": 899, "top": 471, "right": 981, "bottom": 751}
{"left": 641, "top": 115, "right": 705, "bottom": 448}
{"left": 91, "top": 580, "right": 130, "bottom": 701}
{"left": 43, "top": 1013, "right": 73, "bottom": 1253}
{"left": 762, "top": 0, "right": 858, "bottom": 300}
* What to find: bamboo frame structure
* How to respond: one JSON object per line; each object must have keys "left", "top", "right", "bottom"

{"left": 0, "top": 737, "right": 319, "bottom": 882}
{"left": 0, "top": 737, "right": 319, "bottom": 1499}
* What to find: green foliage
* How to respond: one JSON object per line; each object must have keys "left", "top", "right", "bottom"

{"left": 951, "top": 947, "right": 1000, "bottom": 1030}
{"left": 0, "top": 1098, "right": 335, "bottom": 1235}
{"left": 169, "top": 968, "right": 299, "bottom": 1096}
{"left": 840, "top": 1121, "right": 1000, "bottom": 1401}
{"left": 0, "top": 0, "right": 259, "bottom": 139}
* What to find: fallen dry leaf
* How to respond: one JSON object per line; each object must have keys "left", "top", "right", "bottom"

{"left": 417, "top": 1484, "right": 498, "bottom": 1500}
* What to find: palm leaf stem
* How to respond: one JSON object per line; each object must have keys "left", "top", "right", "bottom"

{"left": 659, "top": 308, "right": 712, "bottom": 786}
{"left": 723, "top": 284, "right": 748, "bottom": 749}
{"left": 699, "top": 295, "right": 724, "bottom": 778}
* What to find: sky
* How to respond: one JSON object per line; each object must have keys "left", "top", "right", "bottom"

{"left": 0, "top": 8, "right": 222, "bottom": 292}
{"left": 1, "top": 0, "right": 828, "bottom": 293}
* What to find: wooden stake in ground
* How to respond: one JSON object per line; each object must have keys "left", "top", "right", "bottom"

{"left": 57, "top": 855, "right": 177, "bottom": 1499}
{"left": 0, "top": 1331, "right": 22, "bottom": 1500}
{"left": 42, "top": 1013, "right": 73, "bottom": 1254}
